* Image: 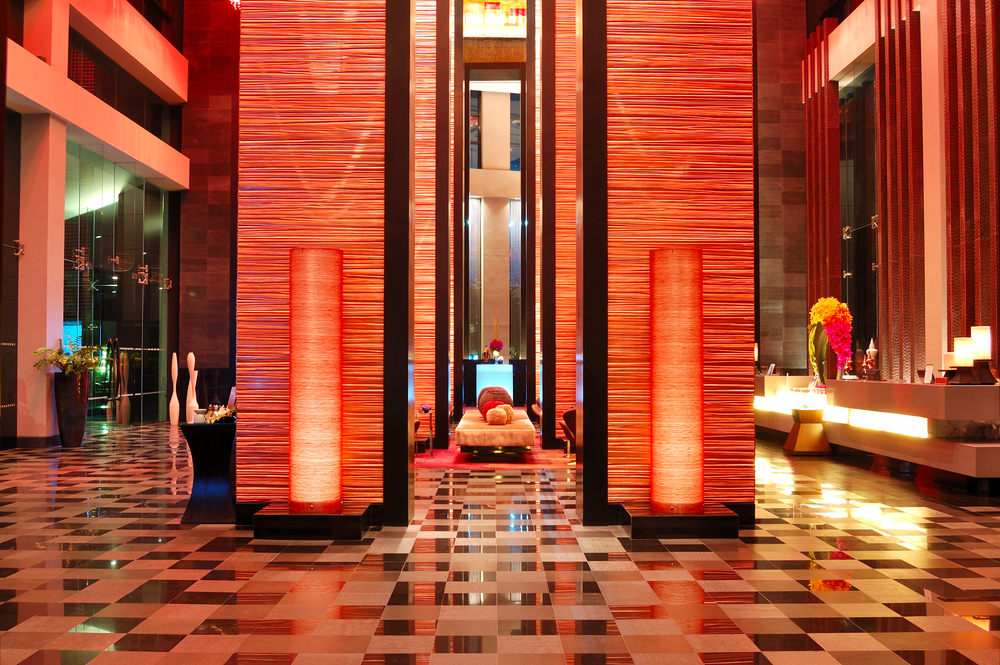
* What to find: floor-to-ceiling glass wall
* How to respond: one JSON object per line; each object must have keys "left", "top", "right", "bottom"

{"left": 64, "top": 141, "right": 169, "bottom": 423}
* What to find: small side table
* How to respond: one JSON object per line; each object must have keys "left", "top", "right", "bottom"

{"left": 785, "top": 408, "right": 830, "bottom": 455}
{"left": 179, "top": 423, "right": 236, "bottom": 523}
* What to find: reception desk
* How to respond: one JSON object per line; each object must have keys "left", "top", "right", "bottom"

{"left": 755, "top": 376, "right": 1000, "bottom": 484}
{"left": 476, "top": 364, "right": 513, "bottom": 399}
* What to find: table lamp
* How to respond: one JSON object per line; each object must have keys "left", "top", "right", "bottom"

{"left": 948, "top": 337, "right": 979, "bottom": 385}
{"left": 940, "top": 351, "right": 957, "bottom": 383}
{"left": 970, "top": 326, "right": 997, "bottom": 384}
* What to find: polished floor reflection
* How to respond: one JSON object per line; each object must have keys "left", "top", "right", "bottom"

{"left": 0, "top": 424, "right": 998, "bottom": 664}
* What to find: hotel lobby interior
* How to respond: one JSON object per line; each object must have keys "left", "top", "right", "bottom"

{"left": 2, "top": 0, "right": 1000, "bottom": 663}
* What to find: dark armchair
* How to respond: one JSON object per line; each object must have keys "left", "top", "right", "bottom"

{"left": 558, "top": 408, "right": 576, "bottom": 454}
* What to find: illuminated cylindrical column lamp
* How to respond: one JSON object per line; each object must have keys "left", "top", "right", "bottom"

{"left": 289, "top": 248, "right": 343, "bottom": 513}
{"left": 650, "top": 248, "right": 704, "bottom": 514}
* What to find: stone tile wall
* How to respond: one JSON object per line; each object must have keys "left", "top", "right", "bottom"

{"left": 177, "top": 0, "right": 239, "bottom": 405}
{"left": 756, "top": 0, "right": 808, "bottom": 373}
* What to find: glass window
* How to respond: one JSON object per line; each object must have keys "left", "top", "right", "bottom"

{"left": 470, "top": 90, "right": 481, "bottom": 170}
{"left": 65, "top": 141, "right": 170, "bottom": 423}
{"left": 68, "top": 29, "right": 175, "bottom": 146}
{"left": 839, "top": 65, "right": 877, "bottom": 353}
{"left": 510, "top": 93, "right": 521, "bottom": 171}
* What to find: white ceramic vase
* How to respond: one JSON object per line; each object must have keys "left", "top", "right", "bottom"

{"left": 185, "top": 352, "right": 199, "bottom": 423}
{"left": 168, "top": 352, "right": 180, "bottom": 426}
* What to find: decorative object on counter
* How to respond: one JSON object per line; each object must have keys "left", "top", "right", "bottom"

{"left": 923, "top": 364, "right": 936, "bottom": 384}
{"left": 33, "top": 339, "right": 101, "bottom": 448}
{"left": 169, "top": 352, "right": 180, "bottom": 426}
{"left": 206, "top": 405, "right": 236, "bottom": 424}
{"left": 488, "top": 315, "right": 504, "bottom": 364}
{"left": 186, "top": 352, "right": 199, "bottom": 422}
{"left": 808, "top": 297, "right": 853, "bottom": 384}
{"left": 864, "top": 338, "right": 880, "bottom": 381}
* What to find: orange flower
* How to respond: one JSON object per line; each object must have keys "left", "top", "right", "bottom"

{"left": 810, "top": 297, "right": 853, "bottom": 328}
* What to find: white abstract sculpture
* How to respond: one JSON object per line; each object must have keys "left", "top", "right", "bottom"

{"left": 169, "top": 352, "right": 180, "bottom": 426}
{"left": 186, "top": 352, "right": 200, "bottom": 422}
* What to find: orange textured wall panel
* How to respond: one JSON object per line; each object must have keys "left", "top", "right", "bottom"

{"left": 238, "top": 2, "right": 385, "bottom": 509}
{"left": 415, "top": 0, "right": 436, "bottom": 412}
{"left": 289, "top": 249, "right": 343, "bottom": 513}
{"left": 943, "top": 0, "right": 1000, "bottom": 364}
{"left": 554, "top": 0, "right": 576, "bottom": 422}
{"left": 650, "top": 249, "right": 704, "bottom": 513}
{"left": 875, "top": 0, "right": 925, "bottom": 382}
{"left": 803, "top": 20, "right": 842, "bottom": 322}
{"left": 535, "top": 3, "right": 542, "bottom": 401}
{"left": 606, "top": 1, "right": 755, "bottom": 506}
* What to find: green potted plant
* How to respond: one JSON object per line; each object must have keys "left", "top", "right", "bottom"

{"left": 33, "top": 339, "right": 102, "bottom": 447}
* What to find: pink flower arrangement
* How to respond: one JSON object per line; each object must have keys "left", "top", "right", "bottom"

{"left": 809, "top": 297, "right": 853, "bottom": 373}
{"left": 489, "top": 339, "right": 503, "bottom": 352}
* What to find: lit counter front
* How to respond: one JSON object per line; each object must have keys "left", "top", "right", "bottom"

{"left": 476, "top": 364, "right": 514, "bottom": 399}
{"left": 754, "top": 377, "right": 1000, "bottom": 479}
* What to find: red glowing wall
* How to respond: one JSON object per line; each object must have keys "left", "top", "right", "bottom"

{"left": 606, "top": 1, "right": 756, "bottom": 506}
{"left": 943, "top": 0, "right": 1000, "bottom": 364}
{"left": 875, "top": 0, "right": 925, "bottom": 382}
{"left": 415, "top": 0, "right": 437, "bottom": 421}
{"left": 803, "top": 18, "right": 842, "bottom": 314}
{"left": 554, "top": 0, "right": 576, "bottom": 424}
{"left": 237, "top": 2, "right": 385, "bottom": 509}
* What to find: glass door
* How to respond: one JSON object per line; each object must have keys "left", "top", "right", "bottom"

{"left": 65, "top": 141, "right": 169, "bottom": 423}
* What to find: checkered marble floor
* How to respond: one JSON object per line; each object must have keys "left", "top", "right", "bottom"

{"left": 1, "top": 424, "right": 999, "bottom": 664}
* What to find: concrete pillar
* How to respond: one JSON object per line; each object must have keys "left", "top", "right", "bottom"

{"left": 23, "top": 0, "right": 70, "bottom": 75}
{"left": 919, "top": 0, "right": 948, "bottom": 369}
{"left": 481, "top": 91, "right": 512, "bottom": 171}
{"left": 17, "top": 114, "right": 67, "bottom": 445}
{"left": 481, "top": 197, "right": 511, "bottom": 351}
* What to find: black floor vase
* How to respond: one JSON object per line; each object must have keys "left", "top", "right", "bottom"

{"left": 54, "top": 373, "right": 90, "bottom": 447}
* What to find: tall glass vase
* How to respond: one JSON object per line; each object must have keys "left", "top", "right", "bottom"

{"left": 809, "top": 323, "right": 829, "bottom": 385}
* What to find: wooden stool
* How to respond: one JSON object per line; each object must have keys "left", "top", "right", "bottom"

{"left": 785, "top": 408, "right": 830, "bottom": 455}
